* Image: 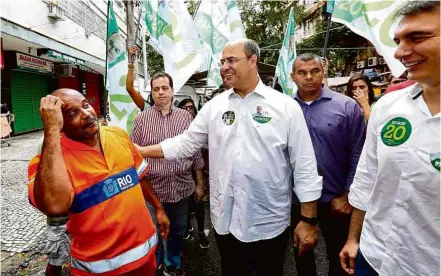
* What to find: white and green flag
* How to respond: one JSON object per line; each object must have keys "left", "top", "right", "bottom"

{"left": 106, "top": 0, "right": 138, "bottom": 134}
{"left": 275, "top": 8, "right": 296, "bottom": 95}
{"left": 194, "top": 0, "right": 246, "bottom": 87}
{"left": 331, "top": 0, "right": 406, "bottom": 77}
{"left": 144, "top": 0, "right": 205, "bottom": 92}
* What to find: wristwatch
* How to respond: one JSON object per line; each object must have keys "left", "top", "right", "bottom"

{"left": 300, "top": 215, "right": 319, "bottom": 225}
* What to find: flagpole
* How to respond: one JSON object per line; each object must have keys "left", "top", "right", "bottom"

{"left": 142, "top": 25, "right": 149, "bottom": 90}
{"left": 134, "top": 3, "right": 143, "bottom": 47}
{"left": 322, "top": 13, "right": 332, "bottom": 58}
{"left": 192, "top": 0, "right": 203, "bottom": 19}
{"left": 104, "top": 0, "right": 111, "bottom": 118}
{"left": 200, "top": 0, "right": 212, "bottom": 98}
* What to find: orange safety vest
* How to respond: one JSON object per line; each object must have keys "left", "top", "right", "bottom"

{"left": 28, "top": 127, "right": 157, "bottom": 275}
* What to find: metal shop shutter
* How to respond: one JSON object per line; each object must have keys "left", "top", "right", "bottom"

{"left": 30, "top": 74, "right": 49, "bottom": 129}
{"left": 10, "top": 71, "right": 49, "bottom": 133}
{"left": 10, "top": 71, "right": 33, "bottom": 133}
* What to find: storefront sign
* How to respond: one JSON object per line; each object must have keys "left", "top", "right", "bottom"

{"left": 16, "top": 53, "right": 53, "bottom": 73}
{"left": 39, "top": 50, "right": 85, "bottom": 65}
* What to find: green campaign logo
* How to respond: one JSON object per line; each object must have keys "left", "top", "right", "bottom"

{"left": 430, "top": 152, "right": 440, "bottom": 172}
{"left": 381, "top": 117, "right": 412, "bottom": 147}
{"left": 252, "top": 106, "right": 272, "bottom": 124}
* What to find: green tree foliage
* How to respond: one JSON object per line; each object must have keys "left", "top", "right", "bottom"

{"left": 297, "top": 18, "right": 368, "bottom": 76}
{"left": 238, "top": 0, "right": 306, "bottom": 66}
{"left": 146, "top": 41, "right": 164, "bottom": 76}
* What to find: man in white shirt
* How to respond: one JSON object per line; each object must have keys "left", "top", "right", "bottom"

{"left": 339, "top": 2, "right": 440, "bottom": 276}
{"left": 135, "top": 38, "right": 323, "bottom": 276}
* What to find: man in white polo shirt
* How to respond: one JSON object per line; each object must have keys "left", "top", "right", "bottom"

{"left": 339, "top": 2, "right": 440, "bottom": 276}
{"left": 135, "top": 38, "right": 323, "bottom": 276}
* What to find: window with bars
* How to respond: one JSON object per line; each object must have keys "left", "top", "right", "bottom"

{"left": 59, "top": 0, "right": 107, "bottom": 40}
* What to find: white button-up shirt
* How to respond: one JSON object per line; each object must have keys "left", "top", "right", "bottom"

{"left": 349, "top": 84, "right": 440, "bottom": 275}
{"left": 161, "top": 80, "right": 322, "bottom": 242}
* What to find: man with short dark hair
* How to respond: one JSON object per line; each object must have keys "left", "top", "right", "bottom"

{"left": 131, "top": 73, "right": 205, "bottom": 276}
{"left": 290, "top": 53, "right": 366, "bottom": 276}
{"left": 340, "top": 2, "right": 440, "bottom": 275}
{"left": 135, "top": 38, "right": 323, "bottom": 276}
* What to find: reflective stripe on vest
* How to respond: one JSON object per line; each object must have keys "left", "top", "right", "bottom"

{"left": 71, "top": 233, "right": 158, "bottom": 273}
{"left": 137, "top": 159, "right": 148, "bottom": 177}
{"left": 69, "top": 167, "right": 139, "bottom": 214}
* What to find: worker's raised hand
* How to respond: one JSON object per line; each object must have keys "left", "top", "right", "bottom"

{"left": 40, "top": 95, "right": 65, "bottom": 133}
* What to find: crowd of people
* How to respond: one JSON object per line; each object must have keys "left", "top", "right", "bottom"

{"left": 28, "top": 1, "right": 439, "bottom": 276}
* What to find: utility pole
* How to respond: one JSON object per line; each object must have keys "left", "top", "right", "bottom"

{"left": 125, "top": 0, "right": 139, "bottom": 91}
{"left": 125, "top": 0, "right": 135, "bottom": 48}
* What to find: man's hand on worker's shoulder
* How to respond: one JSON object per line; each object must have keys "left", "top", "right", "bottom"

{"left": 156, "top": 207, "right": 170, "bottom": 240}
{"left": 134, "top": 144, "right": 146, "bottom": 157}
{"left": 40, "top": 95, "right": 65, "bottom": 133}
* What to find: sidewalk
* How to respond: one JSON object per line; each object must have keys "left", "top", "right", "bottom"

{"left": 1, "top": 130, "right": 50, "bottom": 275}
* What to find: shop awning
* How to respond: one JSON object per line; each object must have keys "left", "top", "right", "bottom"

{"left": 327, "top": 76, "right": 351, "bottom": 87}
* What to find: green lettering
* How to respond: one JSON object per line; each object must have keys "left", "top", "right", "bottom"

{"left": 379, "top": 2, "right": 407, "bottom": 47}
{"left": 110, "top": 102, "right": 127, "bottom": 120}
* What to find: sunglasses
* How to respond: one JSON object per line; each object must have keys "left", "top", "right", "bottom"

{"left": 183, "top": 105, "right": 195, "bottom": 110}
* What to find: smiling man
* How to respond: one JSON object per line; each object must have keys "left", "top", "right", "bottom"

{"left": 28, "top": 89, "right": 169, "bottom": 276}
{"left": 339, "top": 2, "right": 440, "bottom": 276}
{"left": 134, "top": 38, "right": 322, "bottom": 276}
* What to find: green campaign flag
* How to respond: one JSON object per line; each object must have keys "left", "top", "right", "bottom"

{"left": 194, "top": 0, "right": 246, "bottom": 87}
{"left": 326, "top": 0, "right": 335, "bottom": 14}
{"left": 106, "top": 0, "right": 138, "bottom": 134}
{"left": 331, "top": 0, "right": 406, "bottom": 77}
{"left": 144, "top": 0, "right": 205, "bottom": 92}
{"left": 275, "top": 8, "right": 297, "bottom": 95}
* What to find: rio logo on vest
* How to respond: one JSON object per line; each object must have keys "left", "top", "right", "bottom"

{"left": 103, "top": 173, "right": 136, "bottom": 198}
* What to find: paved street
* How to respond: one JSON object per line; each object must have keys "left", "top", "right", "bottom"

{"left": 1, "top": 130, "right": 329, "bottom": 275}
{"left": 1, "top": 131, "right": 46, "bottom": 257}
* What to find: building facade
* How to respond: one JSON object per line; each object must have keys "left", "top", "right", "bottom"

{"left": 1, "top": 0, "right": 145, "bottom": 133}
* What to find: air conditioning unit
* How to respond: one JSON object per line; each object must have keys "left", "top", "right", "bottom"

{"left": 368, "top": 57, "right": 378, "bottom": 66}
{"left": 48, "top": 4, "right": 64, "bottom": 20}
{"left": 379, "top": 57, "right": 386, "bottom": 65}
{"left": 356, "top": 61, "right": 366, "bottom": 69}
{"left": 55, "top": 64, "right": 74, "bottom": 77}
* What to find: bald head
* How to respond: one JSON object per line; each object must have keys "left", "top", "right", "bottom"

{"left": 51, "top": 88, "right": 99, "bottom": 141}
{"left": 51, "top": 88, "right": 83, "bottom": 101}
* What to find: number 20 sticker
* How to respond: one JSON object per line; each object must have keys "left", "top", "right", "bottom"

{"left": 381, "top": 117, "right": 412, "bottom": 147}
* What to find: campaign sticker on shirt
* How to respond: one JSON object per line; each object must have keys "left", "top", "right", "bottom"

{"left": 222, "top": 111, "right": 235, "bottom": 126}
{"left": 380, "top": 117, "right": 412, "bottom": 147}
{"left": 430, "top": 152, "right": 440, "bottom": 172}
{"left": 252, "top": 105, "right": 272, "bottom": 124}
